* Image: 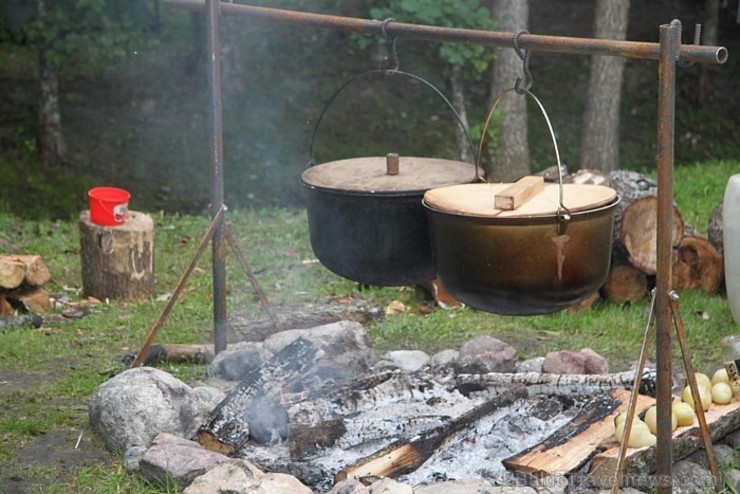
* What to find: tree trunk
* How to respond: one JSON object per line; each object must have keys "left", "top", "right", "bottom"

{"left": 578, "top": 0, "right": 630, "bottom": 172}
{"left": 488, "top": 0, "right": 529, "bottom": 182}
{"left": 36, "top": 0, "right": 66, "bottom": 167}
{"left": 449, "top": 63, "right": 473, "bottom": 164}
{"left": 697, "top": 0, "right": 720, "bottom": 105}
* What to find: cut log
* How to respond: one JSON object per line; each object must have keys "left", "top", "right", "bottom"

{"left": 672, "top": 234, "right": 724, "bottom": 294}
{"left": 6, "top": 286, "right": 52, "bottom": 313}
{"left": 588, "top": 397, "right": 740, "bottom": 489}
{"left": 0, "top": 293, "right": 13, "bottom": 317}
{"left": 0, "top": 258, "right": 26, "bottom": 290}
{"left": 197, "top": 337, "right": 319, "bottom": 455}
{"left": 608, "top": 170, "right": 658, "bottom": 243}
{"left": 420, "top": 278, "right": 463, "bottom": 310}
{"left": 333, "top": 385, "right": 529, "bottom": 483}
{"left": 619, "top": 195, "right": 684, "bottom": 275}
{"left": 0, "top": 255, "right": 51, "bottom": 287}
{"left": 601, "top": 263, "right": 648, "bottom": 303}
{"left": 79, "top": 210, "right": 154, "bottom": 300}
{"left": 502, "top": 389, "right": 653, "bottom": 476}
{"left": 567, "top": 292, "right": 599, "bottom": 314}
{"left": 122, "top": 343, "right": 214, "bottom": 366}
{"left": 564, "top": 168, "right": 613, "bottom": 187}
{"left": 708, "top": 201, "right": 723, "bottom": 256}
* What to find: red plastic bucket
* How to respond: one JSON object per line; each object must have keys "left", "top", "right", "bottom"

{"left": 88, "top": 187, "right": 130, "bottom": 226}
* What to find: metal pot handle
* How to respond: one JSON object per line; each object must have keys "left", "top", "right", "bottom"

{"left": 307, "top": 69, "right": 479, "bottom": 176}
{"left": 477, "top": 88, "right": 571, "bottom": 224}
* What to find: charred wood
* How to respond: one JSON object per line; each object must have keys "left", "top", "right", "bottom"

{"left": 333, "top": 385, "right": 529, "bottom": 483}
{"left": 197, "top": 337, "right": 320, "bottom": 455}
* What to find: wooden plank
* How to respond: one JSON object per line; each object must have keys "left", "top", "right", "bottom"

{"left": 588, "top": 396, "right": 740, "bottom": 488}
{"left": 494, "top": 176, "right": 544, "bottom": 211}
{"left": 503, "top": 389, "right": 654, "bottom": 476}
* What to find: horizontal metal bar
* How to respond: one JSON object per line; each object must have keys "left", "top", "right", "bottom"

{"left": 165, "top": 0, "right": 727, "bottom": 65}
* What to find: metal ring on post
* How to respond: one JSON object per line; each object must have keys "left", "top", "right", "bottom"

{"left": 476, "top": 87, "right": 570, "bottom": 225}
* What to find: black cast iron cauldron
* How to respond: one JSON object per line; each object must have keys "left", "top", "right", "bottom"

{"left": 302, "top": 69, "right": 482, "bottom": 286}
{"left": 302, "top": 154, "right": 479, "bottom": 286}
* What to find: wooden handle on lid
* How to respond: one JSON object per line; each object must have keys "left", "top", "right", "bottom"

{"left": 386, "top": 153, "right": 399, "bottom": 175}
{"left": 494, "top": 176, "right": 545, "bottom": 210}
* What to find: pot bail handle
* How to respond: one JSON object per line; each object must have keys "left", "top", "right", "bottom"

{"left": 476, "top": 87, "right": 571, "bottom": 226}
{"left": 306, "top": 69, "right": 479, "bottom": 178}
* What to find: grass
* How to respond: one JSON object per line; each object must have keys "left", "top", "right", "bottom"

{"left": 0, "top": 159, "right": 738, "bottom": 492}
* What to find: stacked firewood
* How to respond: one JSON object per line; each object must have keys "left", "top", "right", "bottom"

{"left": 0, "top": 255, "right": 52, "bottom": 316}
{"left": 563, "top": 169, "right": 724, "bottom": 303}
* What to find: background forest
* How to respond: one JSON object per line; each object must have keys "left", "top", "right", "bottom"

{"left": 1, "top": 0, "right": 738, "bottom": 220}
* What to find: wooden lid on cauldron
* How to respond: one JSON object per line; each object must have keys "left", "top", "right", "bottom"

{"left": 423, "top": 181, "right": 617, "bottom": 218}
{"left": 301, "top": 155, "right": 480, "bottom": 195}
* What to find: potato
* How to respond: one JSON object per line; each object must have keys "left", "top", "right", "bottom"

{"left": 672, "top": 400, "right": 695, "bottom": 426}
{"left": 712, "top": 368, "right": 730, "bottom": 385}
{"left": 643, "top": 404, "right": 677, "bottom": 434}
{"left": 692, "top": 373, "right": 713, "bottom": 390}
{"left": 682, "top": 384, "right": 712, "bottom": 411}
{"left": 711, "top": 382, "right": 733, "bottom": 405}
{"left": 614, "top": 411, "right": 628, "bottom": 428}
{"left": 615, "top": 418, "right": 656, "bottom": 448}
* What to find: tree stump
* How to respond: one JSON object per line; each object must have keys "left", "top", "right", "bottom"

{"left": 79, "top": 210, "right": 154, "bottom": 300}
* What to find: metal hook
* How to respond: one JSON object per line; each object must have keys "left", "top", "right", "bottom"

{"left": 512, "top": 29, "right": 533, "bottom": 93}
{"left": 381, "top": 18, "right": 400, "bottom": 71}
{"left": 678, "top": 22, "right": 702, "bottom": 68}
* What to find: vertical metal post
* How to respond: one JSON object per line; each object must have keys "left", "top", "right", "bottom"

{"left": 206, "top": 0, "right": 228, "bottom": 354}
{"left": 655, "top": 20, "right": 681, "bottom": 494}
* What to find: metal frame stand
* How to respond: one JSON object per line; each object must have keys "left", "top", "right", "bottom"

{"left": 151, "top": 2, "right": 728, "bottom": 492}
{"left": 130, "top": 206, "right": 283, "bottom": 368}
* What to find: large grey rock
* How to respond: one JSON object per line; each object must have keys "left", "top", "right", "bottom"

{"left": 182, "top": 460, "right": 263, "bottom": 494}
{"left": 671, "top": 460, "right": 714, "bottom": 494}
{"left": 413, "top": 478, "right": 493, "bottom": 494}
{"left": 431, "top": 349, "right": 459, "bottom": 367}
{"left": 88, "top": 367, "right": 210, "bottom": 453}
{"left": 327, "top": 479, "right": 371, "bottom": 494}
{"left": 381, "top": 350, "right": 430, "bottom": 372}
{"left": 263, "top": 321, "right": 375, "bottom": 380}
{"left": 542, "top": 348, "right": 608, "bottom": 375}
{"left": 139, "top": 433, "right": 231, "bottom": 490}
{"left": 455, "top": 335, "right": 518, "bottom": 373}
{"left": 367, "top": 477, "right": 412, "bottom": 493}
{"left": 254, "top": 472, "right": 313, "bottom": 494}
{"left": 207, "top": 341, "right": 272, "bottom": 381}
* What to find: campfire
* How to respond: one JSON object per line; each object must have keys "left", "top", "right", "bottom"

{"left": 169, "top": 336, "right": 653, "bottom": 491}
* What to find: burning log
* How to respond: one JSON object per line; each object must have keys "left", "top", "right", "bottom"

{"left": 197, "top": 337, "right": 320, "bottom": 455}
{"left": 503, "top": 389, "right": 652, "bottom": 477}
{"left": 333, "top": 385, "right": 529, "bottom": 483}
{"left": 288, "top": 371, "right": 457, "bottom": 459}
